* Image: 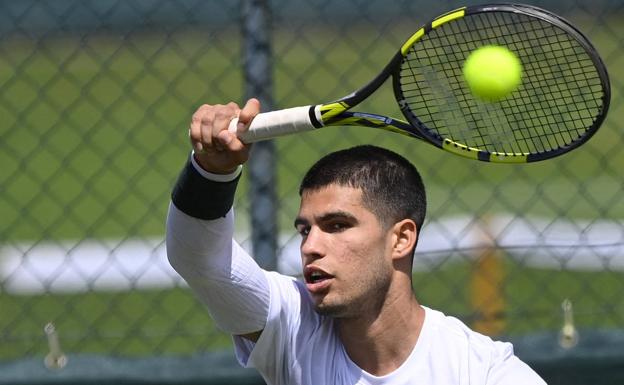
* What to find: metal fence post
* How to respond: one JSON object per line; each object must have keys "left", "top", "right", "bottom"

{"left": 242, "top": 0, "right": 277, "bottom": 270}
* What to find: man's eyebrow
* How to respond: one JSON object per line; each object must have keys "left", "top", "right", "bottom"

{"left": 318, "top": 211, "right": 357, "bottom": 223}
{"left": 294, "top": 211, "right": 357, "bottom": 228}
{"left": 293, "top": 217, "right": 308, "bottom": 229}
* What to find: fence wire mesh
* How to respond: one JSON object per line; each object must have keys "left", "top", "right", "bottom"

{"left": 1, "top": 0, "right": 623, "bottom": 362}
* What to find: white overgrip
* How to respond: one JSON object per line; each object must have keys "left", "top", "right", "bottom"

{"left": 229, "top": 105, "right": 319, "bottom": 143}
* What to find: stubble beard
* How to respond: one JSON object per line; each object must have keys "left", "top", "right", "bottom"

{"left": 312, "top": 267, "right": 392, "bottom": 319}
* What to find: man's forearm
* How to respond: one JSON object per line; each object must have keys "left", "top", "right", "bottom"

{"left": 165, "top": 156, "right": 270, "bottom": 334}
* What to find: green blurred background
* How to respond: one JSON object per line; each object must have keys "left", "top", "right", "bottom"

{"left": 1, "top": 0, "right": 623, "bottom": 381}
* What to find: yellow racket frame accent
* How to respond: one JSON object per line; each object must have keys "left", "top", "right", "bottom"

{"left": 442, "top": 139, "right": 529, "bottom": 163}
{"left": 401, "top": 8, "right": 466, "bottom": 55}
{"left": 319, "top": 102, "right": 350, "bottom": 120}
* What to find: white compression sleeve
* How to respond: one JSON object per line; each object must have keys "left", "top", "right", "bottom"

{"left": 166, "top": 201, "right": 270, "bottom": 335}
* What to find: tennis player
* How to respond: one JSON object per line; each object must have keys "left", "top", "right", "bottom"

{"left": 166, "top": 99, "right": 547, "bottom": 384}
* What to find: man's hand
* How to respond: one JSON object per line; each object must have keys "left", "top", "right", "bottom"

{"left": 189, "top": 98, "right": 260, "bottom": 174}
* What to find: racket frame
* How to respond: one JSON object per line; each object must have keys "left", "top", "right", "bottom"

{"left": 237, "top": 3, "right": 610, "bottom": 164}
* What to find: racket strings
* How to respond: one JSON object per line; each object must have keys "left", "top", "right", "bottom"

{"left": 398, "top": 10, "right": 606, "bottom": 156}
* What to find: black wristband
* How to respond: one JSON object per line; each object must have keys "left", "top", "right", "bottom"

{"left": 171, "top": 156, "right": 241, "bottom": 220}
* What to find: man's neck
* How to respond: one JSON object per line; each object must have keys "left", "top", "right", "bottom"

{"left": 337, "top": 293, "right": 425, "bottom": 376}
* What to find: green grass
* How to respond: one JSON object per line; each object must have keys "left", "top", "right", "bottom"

{"left": 413, "top": 259, "right": 624, "bottom": 335}
{"left": 0, "top": 288, "right": 232, "bottom": 360}
{"left": 1, "top": 17, "right": 623, "bottom": 361}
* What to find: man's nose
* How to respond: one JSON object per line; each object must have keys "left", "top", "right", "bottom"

{"left": 300, "top": 226, "right": 325, "bottom": 260}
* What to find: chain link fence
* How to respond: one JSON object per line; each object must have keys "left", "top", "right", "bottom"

{"left": 1, "top": 0, "right": 623, "bottom": 368}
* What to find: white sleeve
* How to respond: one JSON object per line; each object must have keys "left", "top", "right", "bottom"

{"left": 486, "top": 342, "right": 547, "bottom": 385}
{"left": 232, "top": 272, "right": 312, "bottom": 383}
{"left": 166, "top": 198, "right": 270, "bottom": 335}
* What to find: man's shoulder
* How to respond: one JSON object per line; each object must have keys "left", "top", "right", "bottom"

{"left": 423, "top": 306, "right": 512, "bottom": 356}
{"left": 263, "top": 271, "right": 320, "bottom": 318}
{"left": 263, "top": 270, "right": 306, "bottom": 298}
{"left": 421, "top": 307, "right": 544, "bottom": 384}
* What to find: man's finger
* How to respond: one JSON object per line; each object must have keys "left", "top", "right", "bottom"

{"left": 212, "top": 105, "right": 239, "bottom": 150}
{"left": 190, "top": 105, "right": 213, "bottom": 152}
{"left": 238, "top": 98, "right": 261, "bottom": 127}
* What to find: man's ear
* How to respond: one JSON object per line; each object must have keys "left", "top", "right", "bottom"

{"left": 391, "top": 219, "right": 418, "bottom": 260}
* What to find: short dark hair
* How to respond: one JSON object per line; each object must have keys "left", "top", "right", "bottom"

{"left": 299, "top": 145, "right": 426, "bottom": 232}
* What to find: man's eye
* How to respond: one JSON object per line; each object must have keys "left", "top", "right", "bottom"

{"left": 297, "top": 226, "right": 310, "bottom": 236}
{"left": 329, "top": 222, "right": 348, "bottom": 232}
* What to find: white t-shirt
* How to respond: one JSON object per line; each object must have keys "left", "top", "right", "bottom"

{"left": 233, "top": 272, "right": 546, "bottom": 385}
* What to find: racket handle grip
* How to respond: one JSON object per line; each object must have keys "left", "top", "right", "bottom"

{"left": 229, "top": 105, "right": 319, "bottom": 143}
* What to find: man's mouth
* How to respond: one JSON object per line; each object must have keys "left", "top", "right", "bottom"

{"left": 304, "top": 267, "right": 333, "bottom": 293}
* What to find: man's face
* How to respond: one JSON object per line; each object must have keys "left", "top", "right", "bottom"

{"left": 295, "top": 184, "right": 394, "bottom": 318}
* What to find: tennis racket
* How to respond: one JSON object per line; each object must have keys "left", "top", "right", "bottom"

{"left": 230, "top": 3, "right": 610, "bottom": 163}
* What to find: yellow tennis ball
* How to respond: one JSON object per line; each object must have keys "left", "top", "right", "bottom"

{"left": 463, "top": 45, "right": 522, "bottom": 101}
